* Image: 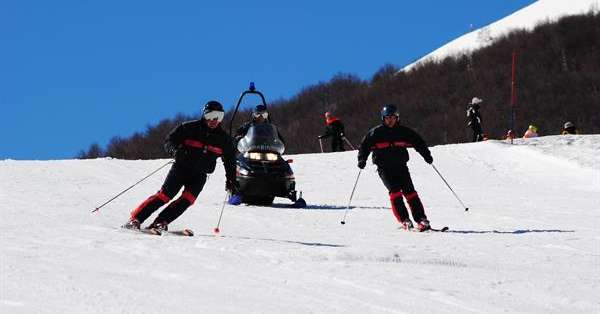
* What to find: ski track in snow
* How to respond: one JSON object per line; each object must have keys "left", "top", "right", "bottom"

{"left": 1, "top": 135, "right": 599, "bottom": 313}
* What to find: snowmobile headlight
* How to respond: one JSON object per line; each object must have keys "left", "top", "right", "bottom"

{"left": 264, "top": 153, "right": 278, "bottom": 161}
{"left": 247, "top": 152, "right": 262, "bottom": 160}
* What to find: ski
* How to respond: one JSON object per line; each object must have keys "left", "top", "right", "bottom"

{"left": 404, "top": 226, "right": 449, "bottom": 233}
{"left": 170, "top": 229, "right": 195, "bottom": 236}
{"left": 143, "top": 228, "right": 194, "bottom": 236}
{"left": 121, "top": 226, "right": 194, "bottom": 237}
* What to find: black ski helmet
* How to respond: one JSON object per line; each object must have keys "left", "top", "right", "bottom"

{"left": 381, "top": 104, "right": 398, "bottom": 121}
{"left": 204, "top": 100, "right": 224, "bottom": 113}
{"left": 253, "top": 104, "right": 267, "bottom": 114}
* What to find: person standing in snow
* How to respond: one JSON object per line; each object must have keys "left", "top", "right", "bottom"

{"left": 523, "top": 125, "right": 539, "bottom": 138}
{"left": 318, "top": 112, "right": 346, "bottom": 152}
{"left": 561, "top": 121, "right": 579, "bottom": 135}
{"left": 466, "top": 97, "right": 484, "bottom": 142}
{"left": 123, "top": 101, "right": 238, "bottom": 232}
{"left": 357, "top": 104, "right": 434, "bottom": 232}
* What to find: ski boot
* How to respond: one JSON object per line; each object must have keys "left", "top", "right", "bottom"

{"left": 228, "top": 193, "right": 242, "bottom": 205}
{"left": 400, "top": 220, "right": 414, "bottom": 230}
{"left": 122, "top": 218, "right": 141, "bottom": 231}
{"left": 416, "top": 219, "right": 431, "bottom": 232}
{"left": 146, "top": 220, "right": 168, "bottom": 235}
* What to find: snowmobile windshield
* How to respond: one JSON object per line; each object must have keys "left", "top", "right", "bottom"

{"left": 237, "top": 123, "right": 285, "bottom": 154}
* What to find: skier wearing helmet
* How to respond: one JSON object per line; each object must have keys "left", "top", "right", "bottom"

{"left": 235, "top": 104, "right": 285, "bottom": 143}
{"left": 357, "top": 104, "right": 434, "bottom": 232}
{"left": 466, "top": 97, "right": 484, "bottom": 142}
{"left": 123, "top": 100, "right": 237, "bottom": 233}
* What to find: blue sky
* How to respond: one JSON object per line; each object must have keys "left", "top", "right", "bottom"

{"left": 1, "top": 0, "right": 535, "bottom": 160}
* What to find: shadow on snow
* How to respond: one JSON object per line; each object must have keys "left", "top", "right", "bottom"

{"left": 267, "top": 203, "right": 388, "bottom": 211}
{"left": 446, "top": 229, "right": 575, "bottom": 234}
{"left": 197, "top": 234, "right": 346, "bottom": 247}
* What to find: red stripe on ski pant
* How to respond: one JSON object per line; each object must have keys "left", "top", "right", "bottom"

{"left": 405, "top": 191, "right": 427, "bottom": 222}
{"left": 181, "top": 190, "right": 197, "bottom": 204}
{"left": 131, "top": 190, "right": 171, "bottom": 219}
{"left": 404, "top": 191, "right": 418, "bottom": 201}
{"left": 389, "top": 191, "right": 403, "bottom": 201}
{"left": 389, "top": 191, "right": 405, "bottom": 223}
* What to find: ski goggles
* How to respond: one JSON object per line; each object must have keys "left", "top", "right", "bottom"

{"left": 204, "top": 110, "right": 225, "bottom": 122}
{"left": 253, "top": 111, "right": 268, "bottom": 119}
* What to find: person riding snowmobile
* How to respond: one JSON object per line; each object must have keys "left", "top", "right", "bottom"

{"left": 235, "top": 104, "right": 285, "bottom": 144}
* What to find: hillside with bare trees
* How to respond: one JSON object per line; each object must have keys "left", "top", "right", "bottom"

{"left": 79, "top": 12, "right": 599, "bottom": 158}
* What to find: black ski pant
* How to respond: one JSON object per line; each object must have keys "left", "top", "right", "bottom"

{"left": 377, "top": 165, "right": 427, "bottom": 223}
{"left": 471, "top": 124, "right": 484, "bottom": 142}
{"left": 331, "top": 136, "right": 345, "bottom": 152}
{"left": 131, "top": 164, "right": 207, "bottom": 225}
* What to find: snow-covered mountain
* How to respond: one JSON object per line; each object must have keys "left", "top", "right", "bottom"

{"left": 1, "top": 135, "right": 599, "bottom": 313}
{"left": 402, "top": 0, "right": 600, "bottom": 72}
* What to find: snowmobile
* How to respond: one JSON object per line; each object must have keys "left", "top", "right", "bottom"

{"left": 227, "top": 82, "right": 306, "bottom": 207}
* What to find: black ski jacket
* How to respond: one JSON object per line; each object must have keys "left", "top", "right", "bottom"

{"left": 466, "top": 104, "right": 482, "bottom": 128}
{"left": 164, "top": 119, "right": 236, "bottom": 181}
{"left": 358, "top": 124, "right": 432, "bottom": 170}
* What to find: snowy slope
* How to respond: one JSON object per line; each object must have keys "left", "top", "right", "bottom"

{"left": 402, "top": 0, "right": 600, "bottom": 71}
{"left": 1, "top": 135, "right": 599, "bottom": 314}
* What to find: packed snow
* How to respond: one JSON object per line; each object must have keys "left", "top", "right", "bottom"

{"left": 1, "top": 135, "right": 599, "bottom": 313}
{"left": 401, "top": 0, "right": 600, "bottom": 72}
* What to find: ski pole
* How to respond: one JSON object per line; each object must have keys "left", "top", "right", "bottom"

{"left": 213, "top": 193, "right": 229, "bottom": 234}
{"left": 318, "top": 138, "right": 324, "bottom": 153}
{"left": 92, "top": 160, "right": 173, "bottom": 213}
{"left": 342, "top": 136, "right": 356, "bottom": 150}
{"left": 431, "top": 164, "right": 469, "bottom": 211}
{"left": 340, "top": 169, "right": 362, "bottom": 225}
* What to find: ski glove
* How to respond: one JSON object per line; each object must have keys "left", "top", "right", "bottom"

{"left": 164, "top": 143, "right": 177, "bottom": 157}
{"left": 357, "top": 160, "right": 366, "bottom": 169}
{"left": 317, "top": 135, "right": 325, "bottom": 139}
{"left": 424, "top": 155, "right": 433, "bottom": 164}
{"left": 173, "top": 147, "right": 188, "bottom": 159}
{"left": 165, "top": 143, "right": 186, "bottom": 158}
